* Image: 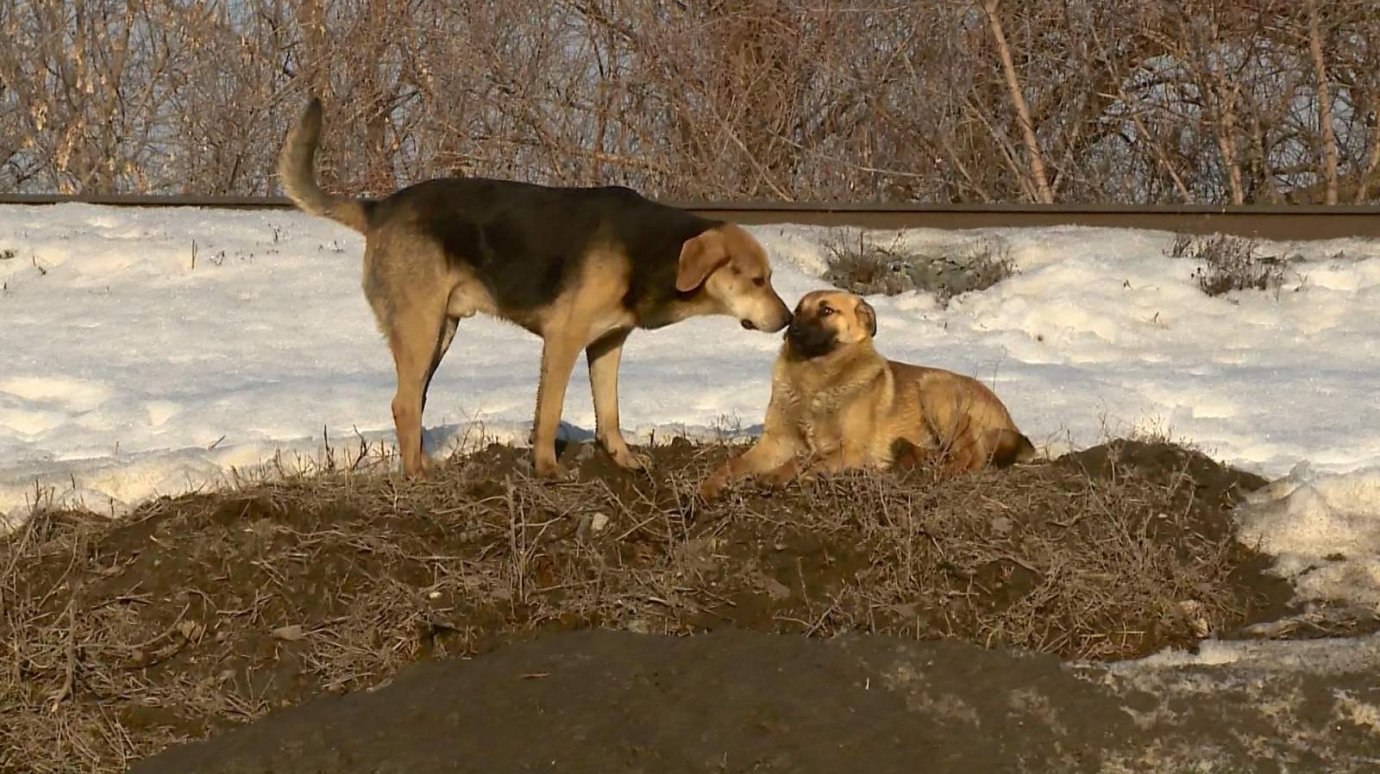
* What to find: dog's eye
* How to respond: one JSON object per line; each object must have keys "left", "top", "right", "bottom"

{"left": 752, "top": 277, "right": 765, "bottom": 287}
{"left": 819, "top": 306, "right": 834, "bottom": 316}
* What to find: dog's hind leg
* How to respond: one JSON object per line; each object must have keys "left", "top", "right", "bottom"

{"left": 386, "top": 304, "right": 452, "bottom": 479}
{"left": 426, "top": 318, "right": 459, "bottom": 405}
{"left": 985, "top": 428, "right": 1036, "bottom": 467}
{"left": 586, "top": 329, "right": 649, "bottom": 471}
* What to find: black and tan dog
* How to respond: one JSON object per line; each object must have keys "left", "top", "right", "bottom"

{"left": 278, "top": 98, "right": 792, "bottom": 479}
{"left": 698, "top": 290, "right": 1035, "bottom": 499}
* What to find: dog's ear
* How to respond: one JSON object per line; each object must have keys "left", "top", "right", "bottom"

{"left": 676, "top": 230, "right": 731, "bottom": 293}
{"left": 855, "top": 298, "right": 878, "bottom": 338}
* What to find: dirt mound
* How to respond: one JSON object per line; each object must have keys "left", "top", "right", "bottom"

{"left": 126, "top": 627, "right": 1380, "bottom": 774}
{"left": 127, "top": 628, "right": 1138, "bottom": 774}
{"left": 2, "top": 439, "right": 1293, "bottom": 772}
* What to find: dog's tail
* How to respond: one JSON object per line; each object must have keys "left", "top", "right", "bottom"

{"left": 988, "top": 429, "right": 1038, "bottom": 467}
{"left": 278, "top": 98, "right": 370, "bottom": 233}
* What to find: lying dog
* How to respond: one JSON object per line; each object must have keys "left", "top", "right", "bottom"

{"left": 278, "top": 98, "right": 792, "bottom": 479}
{"left": 698, "top": 290, "right": 1034, "bottom": 499}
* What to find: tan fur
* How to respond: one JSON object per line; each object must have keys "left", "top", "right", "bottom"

{"left": 363, "top": 228, "right": 655, "bottom": 479}
{"left": 278, "top": 99, "right": 791, "bottom": 479}
{"left": 698, "top": 290, "right": 1036, "bottom": 499}
{"left": 277, "top": 99, "right": 369, "bottom": 233}
{"left": 525, "top": 249, "right": 639, "bottom": 475}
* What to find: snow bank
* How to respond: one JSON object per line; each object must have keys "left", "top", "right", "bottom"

{"left": 1101, "top": 630, "right": 1380, "bottom": 674}
{"left": 3, "top": 205, "right": 1380, "bottom": 534}
{"left": 1236, "top": 464, "right": 1380, "bottom": 613}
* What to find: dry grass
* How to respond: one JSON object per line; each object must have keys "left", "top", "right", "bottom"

{"left": 822, "top": 231, "right": 1015, "bottom": 303}
{"left": 1166, "top": 233, "right": 1300, "bottom": 297}
{"left": 0, "top": 439, "right": 1279, "bottom": 773}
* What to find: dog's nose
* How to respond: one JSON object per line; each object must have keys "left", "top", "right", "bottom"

{"left": 767, "top": 310, "right": 792, "bottom": 333}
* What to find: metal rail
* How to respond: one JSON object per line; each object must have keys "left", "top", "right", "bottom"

{"left": 3, "top": 193, "right": 1378, "bottom": 240}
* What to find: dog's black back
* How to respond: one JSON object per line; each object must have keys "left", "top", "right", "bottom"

{"left": 371, "top": 178, "right": 719, "bottom": 319}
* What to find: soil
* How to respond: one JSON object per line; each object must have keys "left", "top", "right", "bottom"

{"left": 5, "top": 438, "right": 1373, "bottom": 773}
{"left": 130, "top": 627, "right": 1380, "bottom": 774}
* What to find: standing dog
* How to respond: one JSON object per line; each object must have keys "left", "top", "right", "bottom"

{"left": 698, "top": 290, "right": 1034, "bottom": 499}
{"left": 278, "top": 98, "right": 792, "bottom": 479}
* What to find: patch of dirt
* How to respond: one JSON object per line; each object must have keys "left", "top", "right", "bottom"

{"left": 128, "top": 628, "right": 1380, "bottom": 774}
{"left": 0, "top": 439, "right": 1305, "bottom": 771}
{"left": 1059, "top": 439, "right": 1295, "bottom": 628}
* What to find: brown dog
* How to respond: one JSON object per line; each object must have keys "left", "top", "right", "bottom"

{"left": 278, "top": 98, "right": 793, "bottom": 479}
{"left": 698, "top": 290, "right": 1035, "bottom": 499}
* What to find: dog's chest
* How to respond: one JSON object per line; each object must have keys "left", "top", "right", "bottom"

{"left": 806, "top": 388, "right": 844, "bottom": 417}
{"left": 779, "top": 381, "right": 849, "bottom": 450}
{"left": 784, "top": 373, "right": 852, "bottom": 416}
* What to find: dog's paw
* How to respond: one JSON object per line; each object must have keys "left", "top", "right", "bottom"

{"left": 599, "top": 436, "right": 651, "bottom": 473}
{"left": 612, "top": 448, "right": 652, "bottom": 472}
{"left": 533, "top": 455, "right": 576, "bottom": 481}
{"left": 417, "top": 455, "right": 451, "bottom": 480}
{"left": 696, "top": 474, "right": 727, "bottom": 502}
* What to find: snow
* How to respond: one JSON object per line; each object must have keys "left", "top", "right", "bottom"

{"left": 2, "top": 202, "right": 1380, "bottom": 613}
{"left": 1237, "top": 464, "right": 1380, "bottom": 612}
{"left": 1103, "top": 630, "right": 1380, "bottom": 674}
{"left": 1085, "top": 631, "right": 1380, "bottom": 768}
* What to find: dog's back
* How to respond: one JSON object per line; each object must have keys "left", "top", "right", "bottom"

{"left": 282, "top": 111, "right": 720, "bottom": 326}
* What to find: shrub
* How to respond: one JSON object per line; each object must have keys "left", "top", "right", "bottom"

{"left": 824, "top": 231, "right": 1014, "bottom": 304}
{"left": 1166, "top": 234, "right": 1297, "bottom": 297}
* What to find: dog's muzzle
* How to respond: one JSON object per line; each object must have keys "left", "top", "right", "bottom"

{"left": 785, "top": 317, "right": 837, "bottom": 359}
{"left": 742, "top": 307, "right": 790, "bottom": 332}
{"left": 759, "top": 301, "right": 793, "bottom": 333}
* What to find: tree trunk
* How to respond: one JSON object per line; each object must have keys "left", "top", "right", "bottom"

{"left": 980, "top": 0, "right": 1054, "bottom": 203}
{"left": 1306, "top": 0, "right": 1338, "bottom": 204}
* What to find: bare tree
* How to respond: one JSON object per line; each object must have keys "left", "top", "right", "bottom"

{"left": 0, "top": 0, "right": 1375, "bottom": 204}
{"left": 978, "top": 0, "right": 1054, "bottom": 203}
{"left": 1304, "top": 0, "right": 1338, "bottom": 203}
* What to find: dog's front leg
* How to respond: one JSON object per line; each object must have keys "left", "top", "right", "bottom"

{"left": 698, "top": 381, "right": 801, "bottom": 500}
{"left": 698, "top": 434, "right": 798, "bottom": 500}
{"left": 798, "top": 441, "right": 868, "bottom": 481}
{"left": 760, "top": 456, "right": 801, "bottom": 486}
{"left": 586, "top": 328, "right": 649, "bottom": 471}
{"left": 532, "top": 333, "right": 585, "bottom": 479}
{"left": 797, "top": 450, "right": 842, "bottom": 482}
